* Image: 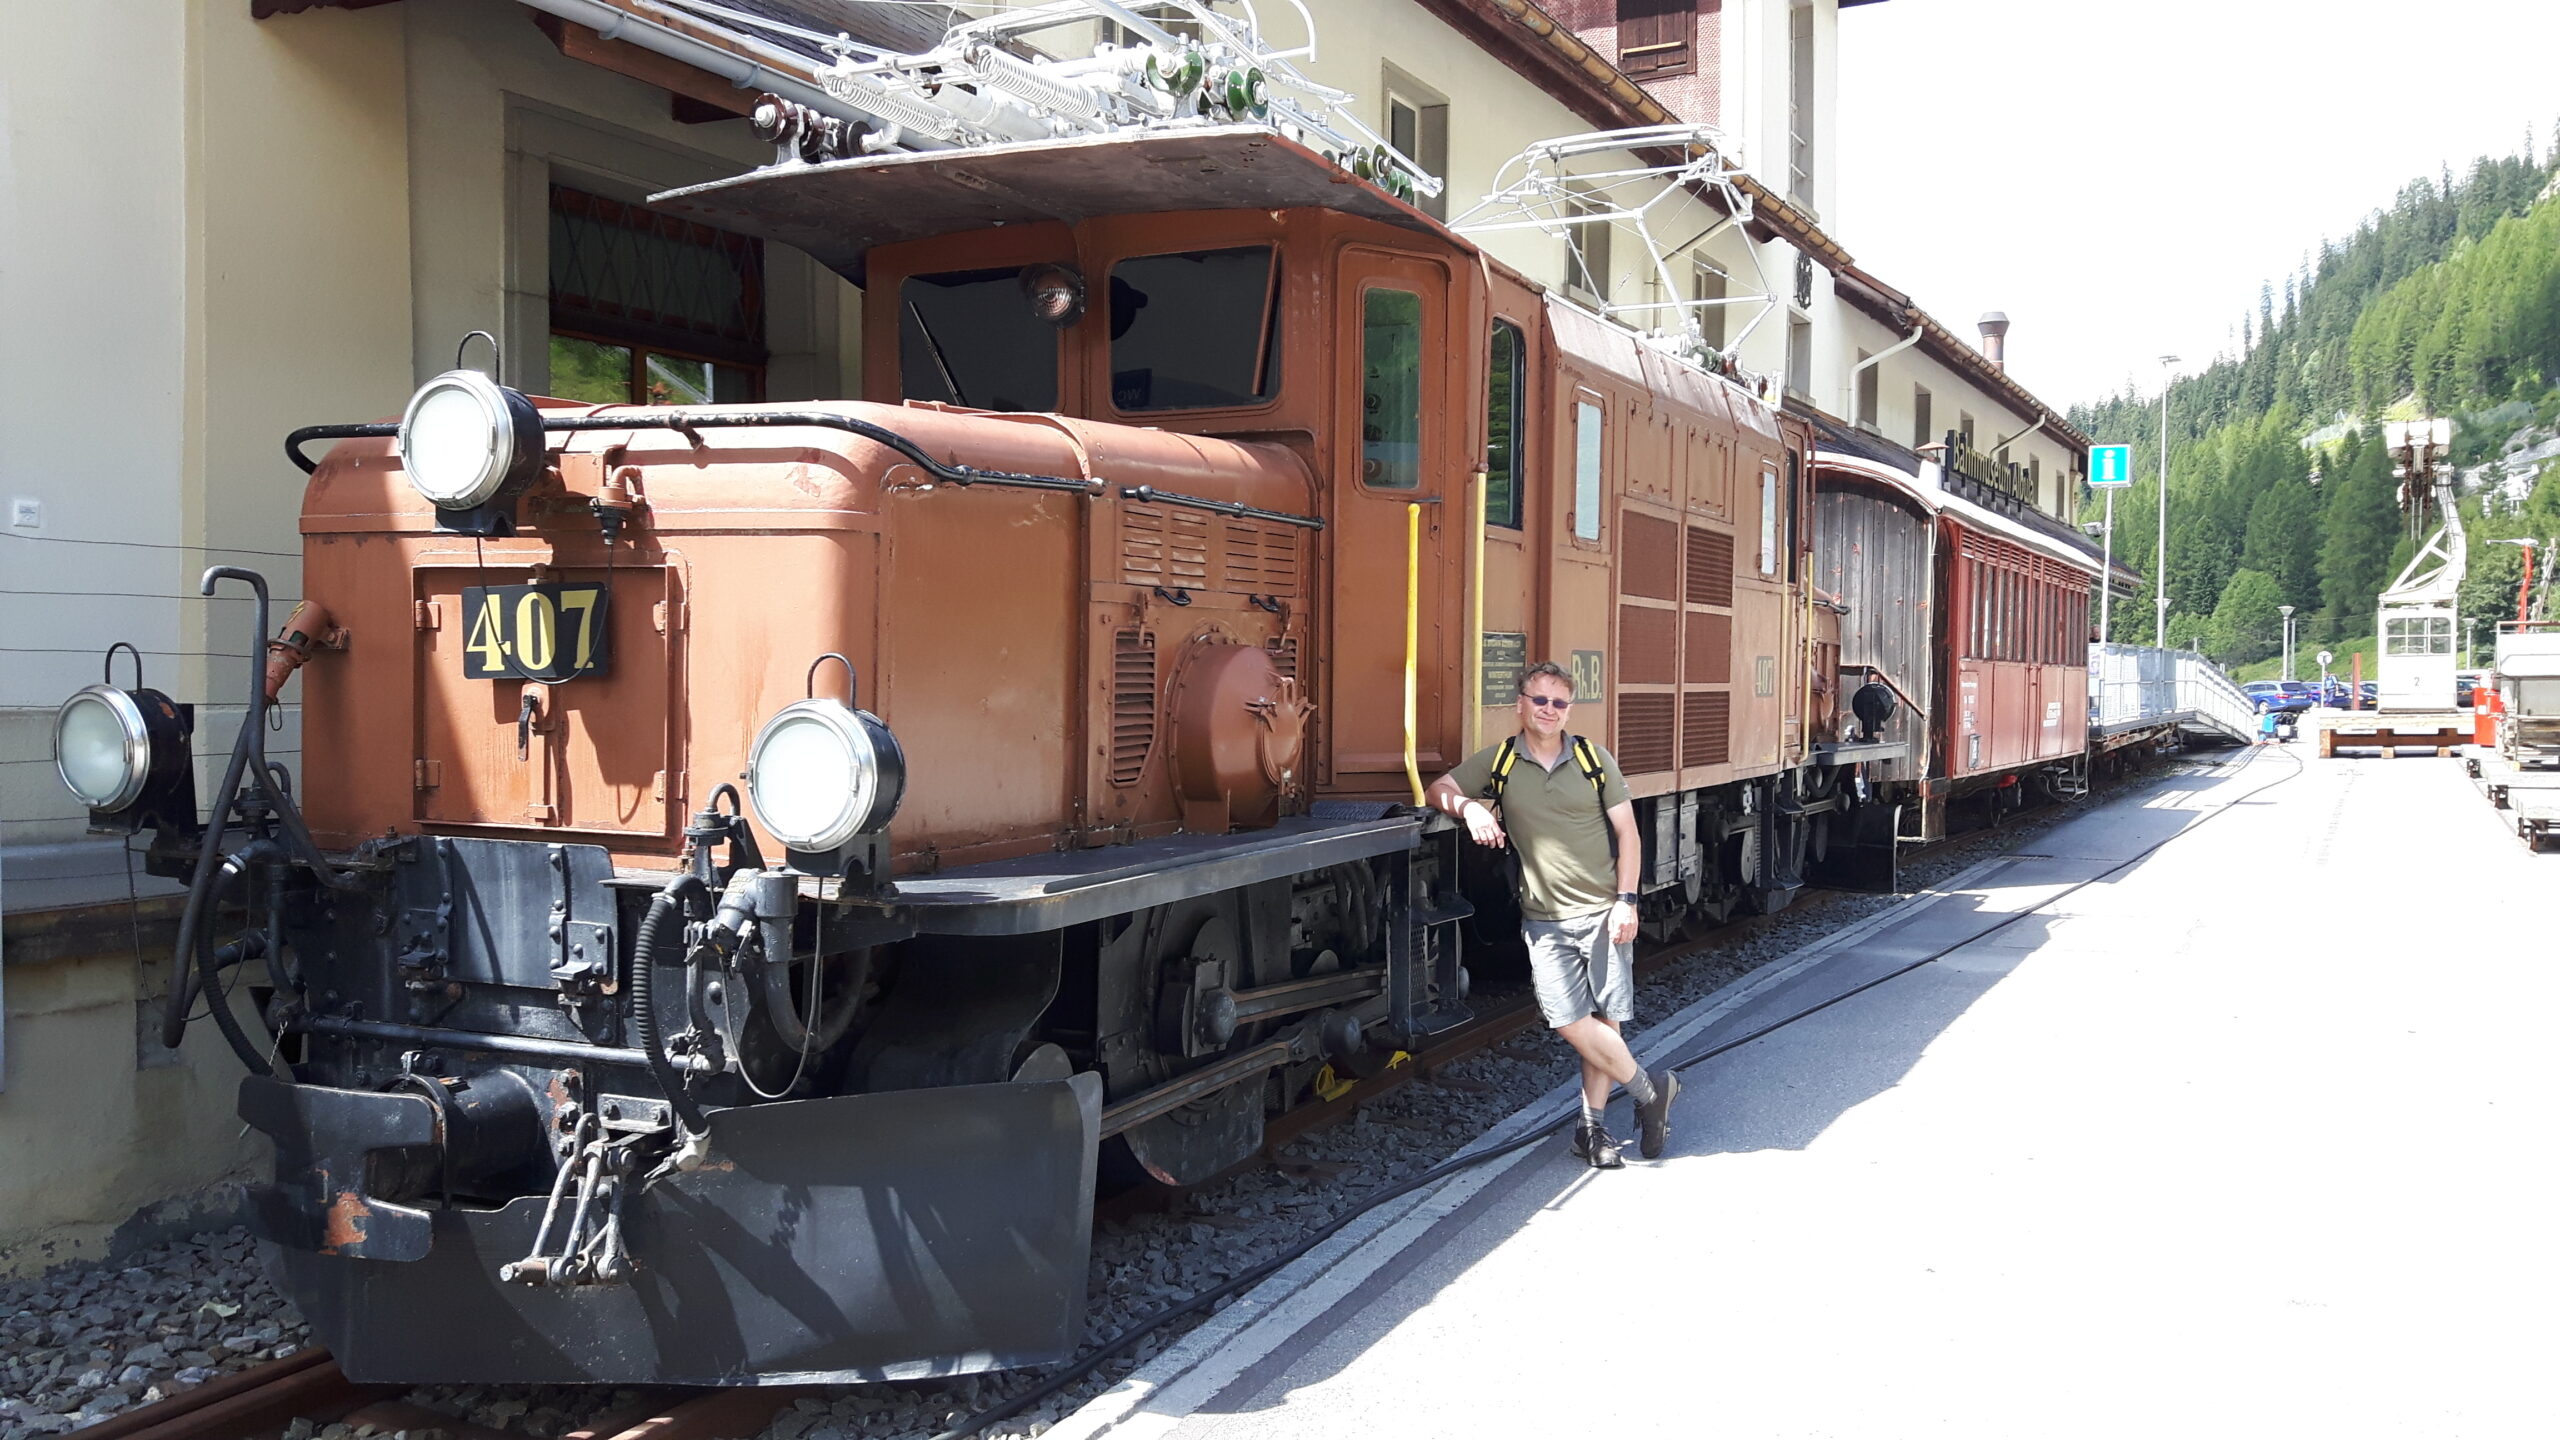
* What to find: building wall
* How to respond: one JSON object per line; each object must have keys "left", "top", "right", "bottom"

{"left": 0, "top": 0, "right": 412, "bottom": 1270}
{"left": 0, "top": 0, "right": 857, "bottom": 1274}
{"left": 1836, "top": 306, "right": 2086, "bottom": 515}
{"left": 1547, "top": 0, "right": 1725, "bottom": 126}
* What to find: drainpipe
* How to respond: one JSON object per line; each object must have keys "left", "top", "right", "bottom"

{"left": 1989, "top": 412, "right": 2051, "bottom": 510}
{"left": 1990, "top": 412, "right": 2048, "bottom": 458}
{"left": 1844, "top": 323, "right": 1922, "bottom": 423}
{"left": 512, "top": 0, "right": 934, "bottom": 145}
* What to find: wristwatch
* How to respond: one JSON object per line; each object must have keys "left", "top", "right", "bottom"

{"left": 1616, "top": 892, "right": 1638, "bottom": 904}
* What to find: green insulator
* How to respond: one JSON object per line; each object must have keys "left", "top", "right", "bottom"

{"left": 1244, "top": 68, "right": 1269, "bottom": 117}
{"left": 1179, "top": 49, "right": 1205, "bottom": 96}
{"left": 1351, "top": 151, "right": 1374, "bottom": 180}
{"left": 1224, "top": 70, "right": 1248, "bottom": 114}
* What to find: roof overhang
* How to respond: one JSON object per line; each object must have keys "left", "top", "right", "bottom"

{"left": 652, "top": 125, "right": 1455, "bottom": 285}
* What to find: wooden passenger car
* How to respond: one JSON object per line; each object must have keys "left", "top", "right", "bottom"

{"left": 1809, "top": 417, "right": 2097, "bottom": 846}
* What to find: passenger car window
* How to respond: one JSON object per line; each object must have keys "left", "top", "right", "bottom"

{"left": 1363, "top": 289, "right": 1424, "bottom": 489}
{"left": 900, "top": 267, "right": 1057, "bottom": 412}
{"left": 1573, "top": 400, "right": 1603, "bottom": 540}
{"left": 1110, "top": 247, "right": 1280, "bottom": 411}
{"left": 1485, "top": 321, "right": 1525, "bottom": 528}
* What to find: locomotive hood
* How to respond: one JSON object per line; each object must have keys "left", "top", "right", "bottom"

{"left": 290, "top": 398, "right": 1318, "bottom": 869}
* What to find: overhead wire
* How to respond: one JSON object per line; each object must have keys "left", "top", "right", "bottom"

{"left": 931, "top": 742, "right": 2307, "bottom": 1440}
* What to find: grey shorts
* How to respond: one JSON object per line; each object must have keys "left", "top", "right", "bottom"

{"left": 1523, "top": 911, "right": 1633, "bottom": 1029}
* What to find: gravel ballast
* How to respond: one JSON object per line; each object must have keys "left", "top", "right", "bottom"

{"left": 0, "top": 1230, "right": 310, "bottom": 1437}
{"left": 3, "top": 755, "right": 2196, "bottom": 1440}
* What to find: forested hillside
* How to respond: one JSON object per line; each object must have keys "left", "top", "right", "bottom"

{"left": 2068, "top": 140, "right": 2560, "bottom": 667}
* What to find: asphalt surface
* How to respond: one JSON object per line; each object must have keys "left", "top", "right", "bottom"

{"left": 1063, "top": 748, "right": 2557, "bottom": 1439}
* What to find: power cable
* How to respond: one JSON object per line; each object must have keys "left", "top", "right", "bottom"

{"left": 931, "top": 743, "right": 2307, "bottom": 1440}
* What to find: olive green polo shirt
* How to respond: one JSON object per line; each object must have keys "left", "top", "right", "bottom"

{"left": 1445, "top": 735, "right": 1632, "bottom": 921}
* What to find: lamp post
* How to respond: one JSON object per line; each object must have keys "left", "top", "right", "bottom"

{"left": 2155, "top": 355, "right": 2179, "bottom": 645}
{"left": 2279, "top": 603, "right": 2295, "bottom": 681}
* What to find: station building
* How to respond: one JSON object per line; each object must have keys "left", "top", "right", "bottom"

{"left": 0, "top": 0, "right": 2094, "bottom": 1267}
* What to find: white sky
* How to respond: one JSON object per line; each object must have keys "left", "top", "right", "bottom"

{"left": 1834, "top": 0, "right": 2560, "bottom": 411}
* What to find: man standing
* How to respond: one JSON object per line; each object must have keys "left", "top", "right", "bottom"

{"left": 1426, "top": 662, "right": 1679, "bottom": 1167}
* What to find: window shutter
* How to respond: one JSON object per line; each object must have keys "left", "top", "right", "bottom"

{"left": 1617, "top": 0, "right": 1693, "bottom": 79}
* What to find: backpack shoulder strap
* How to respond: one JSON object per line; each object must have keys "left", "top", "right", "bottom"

{"left": 1569, "top": 735, "right": 1610, "bottom": 808}
{"left": 1570, "top": 735, "right": 1622, "bottom": 865}
{"left": 1480, "top": 737, "right": 1521, "bottom": 803}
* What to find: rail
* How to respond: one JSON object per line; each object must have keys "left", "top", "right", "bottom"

{"left": 2089, "top": 642, "right": 2256, "bottom": 743}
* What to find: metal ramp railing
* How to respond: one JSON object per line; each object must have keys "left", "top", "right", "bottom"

{"left": 2089, "top": 643, "right": 2257, "bottom": 744}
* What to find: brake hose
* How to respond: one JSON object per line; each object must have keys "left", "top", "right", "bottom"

{"left": 633, "top": 876, "right": 711, "bottom": 1135}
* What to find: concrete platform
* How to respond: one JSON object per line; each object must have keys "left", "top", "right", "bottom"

{"left": 1058, "top": 748, "right": 2557, "bottom": 1439}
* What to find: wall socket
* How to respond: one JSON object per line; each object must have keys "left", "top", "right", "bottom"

{"left": 8, "top": 497, "right": 40, "bottom": 529}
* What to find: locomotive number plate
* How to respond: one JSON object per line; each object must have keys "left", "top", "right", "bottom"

{"left": 460, "top": 583, "right": 611, "bottom": 682}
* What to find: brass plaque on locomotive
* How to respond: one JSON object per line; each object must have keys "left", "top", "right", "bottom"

{"left": 460, "top": 583, "right": 611, "bottom": 682}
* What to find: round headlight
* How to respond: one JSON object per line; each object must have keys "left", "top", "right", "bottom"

{"left": 397, "top": 369, "right": 543, "bottom": 510}
{"left": 747, "top": 700, "right": 907, "bottom": 852}
{"left": 54, "top": 685, "right": 153, "bottom": 811}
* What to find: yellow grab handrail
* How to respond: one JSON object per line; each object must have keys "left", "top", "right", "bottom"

{"left": 1403, "top": 501, "right": 1425, "bottom": 805}
{"left": 1466, "top": 470, "right": 1487, "bottom": 756}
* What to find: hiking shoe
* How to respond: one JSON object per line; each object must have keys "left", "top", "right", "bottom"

{"left": 1634, "top": 1069, "right": 1681, "bottom": 1159}
{"left": 1571, "top": 1122, "right": 1625, "bottom": 1170}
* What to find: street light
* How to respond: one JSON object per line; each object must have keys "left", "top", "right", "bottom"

{"left": 2156, "top": 354, "right": 2179, "bottom": 645}
{"left": 2279, "top": 603, "right": 2295, "bottom": 681}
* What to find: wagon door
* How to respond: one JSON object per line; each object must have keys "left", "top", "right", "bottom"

{"left": 1324, "top": 248, "right": 1457, "bottom": 788}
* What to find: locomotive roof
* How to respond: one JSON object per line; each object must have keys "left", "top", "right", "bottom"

{"left": 652, "top": 125, "right": 1461, "bottom": 285}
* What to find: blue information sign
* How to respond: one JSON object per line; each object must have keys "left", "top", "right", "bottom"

{"left": 2090, "top": 443, "right": 2136, "bottom": 488}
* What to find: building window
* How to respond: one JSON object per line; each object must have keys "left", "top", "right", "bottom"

{"left": 548, "top": 183, "right": 764, "bottom": 405}
{"left": 1101, "top": 6, "right": 1201, "bottom": 46}
{"left": 1959, "top": 411, "right": 1976, "bottom": 449}
{"left": 1854, "top": 351, "right": 1878, "bottom": 429}
{"left": 1785, "top": 316, "right": 1812, "bottom": 399}
{"left": 2028, "top": 454, "right": 2042, "bottom": 507}
{"left": 1566, "top": 187, "right": 1613, "bottom": 306}
{"left": 1383, "top": 77, "right": 1450, "bottom": 222}
{"left": 1363, "top": 288, "right": 1424, "bottom": 490}
{"left": 1692, "top": 260, "right": 1727, "bottom": 352}
{"left": 1574, "top": 399, "right": 1604, "bottom": 541}
{"left": 1787, "top": 2, "right": 1815, "bottom": 206}
{"left": 1913, "top": 385, "right": 1932, "bottom": 449}
{"left": 1486, "top": 321, "right": 1527, "bottom": 529}
{"left": 1618, "top": 0, "right": 1694, "bottom": 79}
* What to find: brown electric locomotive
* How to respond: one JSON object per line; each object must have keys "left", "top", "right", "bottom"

{"left": 46, "top": 127, "right": 1898, "bottom": 1386}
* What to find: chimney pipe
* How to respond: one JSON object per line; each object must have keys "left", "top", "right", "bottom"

{"left": 1977, "top": 311, "right": 2011, "bottom": 371}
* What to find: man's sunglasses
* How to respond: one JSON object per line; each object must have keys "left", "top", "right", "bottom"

{"left": 1522, "top": 695, "right": 1573, "bottom": 710}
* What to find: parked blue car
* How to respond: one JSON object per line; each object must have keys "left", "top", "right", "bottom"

{"left": 2242, "top": 681, "right": 2312, "bottom": 714}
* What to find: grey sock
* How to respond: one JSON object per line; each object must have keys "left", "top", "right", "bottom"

{"left": 1622, "top": 1068, "right": 1658, "bottom": 1108}
{"left": 1580, "top": 1104, "right": 1605, "bottom": 1132}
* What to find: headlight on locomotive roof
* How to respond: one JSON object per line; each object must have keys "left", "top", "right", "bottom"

{"left": 397, "top": 368, "right": 544, "bottom": 510}
{"left": 747, "top": 699, "right": 907, "bottom": 852}
{"left": 54, "top": 684, "right": 180, "bottom": 812}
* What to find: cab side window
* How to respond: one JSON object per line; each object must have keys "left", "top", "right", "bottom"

{"left": 1485, "top": 321, "right": 1526, "bottom": 528}
{"left": 1572, "top": 398, "right": 1603, "bottom": 541}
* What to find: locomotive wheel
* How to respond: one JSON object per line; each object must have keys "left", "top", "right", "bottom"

{"left": 1104, "top": 906, "right": 1275, "bottom": 1187}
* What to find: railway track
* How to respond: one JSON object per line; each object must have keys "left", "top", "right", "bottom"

{"left": 71, "top": 1348, "right": 798, "bottom": 1440}
{"left": 81, "top": 759, "right": 2168, "bottom": 1440}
